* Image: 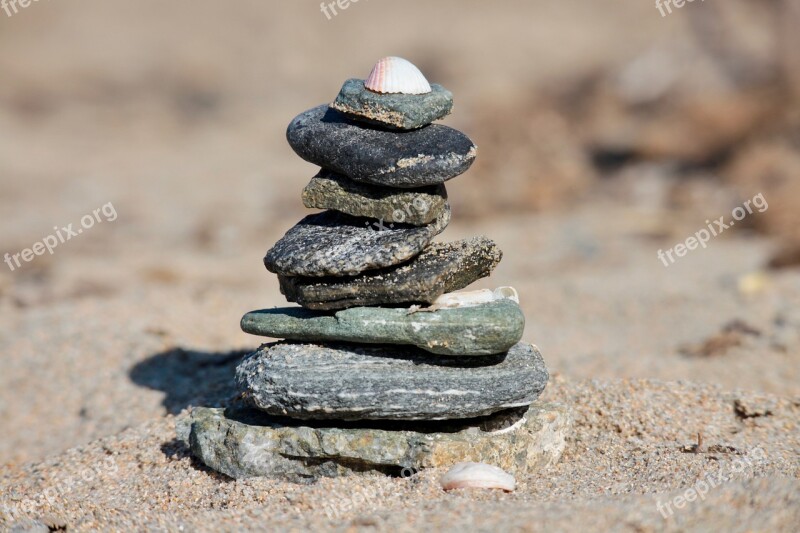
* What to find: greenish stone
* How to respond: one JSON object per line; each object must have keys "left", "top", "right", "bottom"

{"left": 185, "top": 402, "right": 570, "bottom": 481}
{"left": 241, "top": 299, "right": 524, "bottom": 356}
{"left": 236, "top": 342, "right": 548, "bottom": 421}
{"left": 330, "top": 78, "right": 453, "bottom": 130}
{"left": 302, "top": 170, "right": 448, "bottom": 226}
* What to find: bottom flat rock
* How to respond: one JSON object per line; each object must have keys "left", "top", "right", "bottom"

{"left": 185, "top": 402, "right": 570, "bottom": 481}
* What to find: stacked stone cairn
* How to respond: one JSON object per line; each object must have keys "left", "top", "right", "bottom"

{"left": 188, "top": 57, "right": 569, "bottom": 481}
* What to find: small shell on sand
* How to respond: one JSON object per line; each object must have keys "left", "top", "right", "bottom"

{"left": 440, "top": 462, "right": 516, "bottom": 492}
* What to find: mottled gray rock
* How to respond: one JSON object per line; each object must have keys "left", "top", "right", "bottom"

{"left": 278, "top": 237, "right": 502, "bottom": 310}
{"left": 330, "top": 78, "right": 453, "bottom": 130}
{"left": 187, "top": 401, "right": 570, "bottom": 481}
{"left": 286, "top": 105, "right": 477, "bottom": 188}
{"left": 236, "top": 341, "right": 548, "bottom": 421}
{"left": 264, "top": 207, "right": 450, "bottom": 277}
{"left": 302, "top": 170, "right": 448, "bottom": 226}
{"left": 241, "top": 299, "right": 525, "bottom": 356}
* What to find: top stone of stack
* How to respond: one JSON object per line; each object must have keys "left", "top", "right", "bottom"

{"left": 330, "top": 56, "right": 454, "bottom": 131}
{"left": 286, "top": 56, "right": 474, "bottom": 190}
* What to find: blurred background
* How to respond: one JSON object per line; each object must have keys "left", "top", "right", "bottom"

{"left": 1, "top": 0, "right": 799, "bottom": 465}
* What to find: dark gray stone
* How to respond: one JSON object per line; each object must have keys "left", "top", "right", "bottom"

{"left": 302, "top": 170, "right": 448, "bottom": 226}
{"left": 278, "top": 237, "right": 502, "bottom": 310}
{"left": 330, "top": 78, "right": 453, "bottom": 130}
{"left": 236, "top": 341, "right": 549, "bottom": 421}
{"left": 264, "top": 207, "right": 450, "bottom": 278}
{"left": 185, "top": 402, "right": 570, "bottom": 481}
{"left": 286, "top": 105, "right": 477, "bottom": 188}
{"left": 241, "top": 299, "right": 525, "bottom": 356}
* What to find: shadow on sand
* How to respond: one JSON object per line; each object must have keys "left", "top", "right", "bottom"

{"left": 129, "top": 347, "right": 251, "bottom": 414}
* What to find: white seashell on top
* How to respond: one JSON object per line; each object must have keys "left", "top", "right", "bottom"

{"left": 364, "top": 57, "right": 432, "bottom": 95}
{"left": 440, "top": 462, "right": 516, "bottom": 491}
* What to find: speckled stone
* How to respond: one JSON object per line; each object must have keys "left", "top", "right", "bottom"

{"left": 186, "top": 401, "right": 570, "bottom": 481}
{"left": 278, "top": 237, "right": 502, "bottom": 310}
{"left": 264, "top": 207, "right": 450, "bottom": 278}
{"left": 241, "top": 299, "right": 525, "bottom": 356}
{"left": 302, "top": 170, "right": 448, "bottom": 226}
{"left": 236, "top": 341, "right": 548, "bottom": 421}
{"left": 330, "top": 78, "right": 453, "bottom": 130}
{"left": 286, "top": 105, "right": 477, "bottom": 188}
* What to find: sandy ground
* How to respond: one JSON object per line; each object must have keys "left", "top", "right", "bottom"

{"left": 1, "top": 1, "right": 799, "bottom": 531}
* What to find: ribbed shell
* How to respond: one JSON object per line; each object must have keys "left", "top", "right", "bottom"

{"left": 364, "top": 57, "right": 432, "bottom": 95}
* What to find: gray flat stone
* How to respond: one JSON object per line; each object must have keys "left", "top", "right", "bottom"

{"left": 286, "top": 105, "right": 477, "bottom": 188}
{"left": 236, "top": 341, "right": 548, "bottom": 421}
{"left": 302, "top": 170, "right": 448, "bottom": 226}
{"left": 241, "top": 299, "right": 525, "bottom": 356}
{"left": 278, "top": 237, "right": 502, "bottom": 310}
{"left": 330, "top": 78, "right": 453, "bottom": 130}
{"left": 186, "top": 401, "right": 569, "bottom": 481}
{"left": 264, "top": 207, "right": 450, "bottom": 278}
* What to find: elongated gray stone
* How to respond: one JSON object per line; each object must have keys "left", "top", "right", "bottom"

{"left": 302, "top": 170, "right": 448, "bottom": 226}
{"left": 241, "top": 299, "right": 525, "bottom": 356}
{"left": 330, "top": 78, "right": 453, "bottom": 130}
{"left": 279, "top": 237, "right": 502, "bottom": 310}
{"left": 186, "top": 402, "right": 570, "bottom": 481}
{"left": 264, "top": 207, "right": 450, "bottom": 277}
{"left": 286, "top": 105, "right": 477, "bottom": 188}
{"left": 236, "top": 341, "right": 548, "bottom": 421}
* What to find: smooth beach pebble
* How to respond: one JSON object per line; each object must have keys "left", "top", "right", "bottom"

{"left": 440, "top": 462, "right": 516, "bottom": 492}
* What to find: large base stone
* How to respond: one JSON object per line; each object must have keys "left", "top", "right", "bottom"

{"left": 185, "top": 402, "right": 570, "bottom": 481}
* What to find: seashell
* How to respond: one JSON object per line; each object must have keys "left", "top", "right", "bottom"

{"left": 364, "top": 57, "right": 432, "bottom": 95}
{"left": 440, "top": 462, "right": 516, "bottom": 492}
{"left": 431, "top": 286, "right": 519, "bottom": 309}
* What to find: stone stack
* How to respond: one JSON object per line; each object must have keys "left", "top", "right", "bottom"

{"left": 187, "top": 57, "right": 569, "bottom": 481}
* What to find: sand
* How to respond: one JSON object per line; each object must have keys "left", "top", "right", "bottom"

{"left": 1, "top": 1, "right": 799, "bottom": 531}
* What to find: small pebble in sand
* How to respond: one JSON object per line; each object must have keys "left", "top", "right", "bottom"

{"left": 440, "top": 462, "right": 516, "bottom": 492}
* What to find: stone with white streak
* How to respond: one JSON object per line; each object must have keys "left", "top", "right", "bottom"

{"left": 235, "top": 341, "right": 549, "bottom": 421}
